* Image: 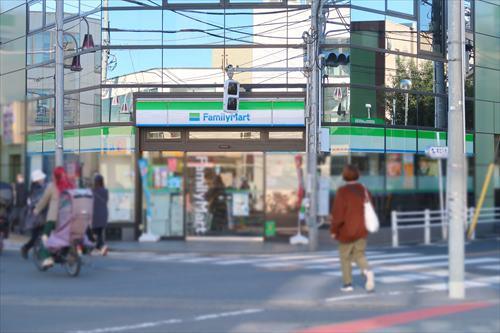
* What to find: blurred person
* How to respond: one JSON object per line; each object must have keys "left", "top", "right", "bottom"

{"left": 0, "top": 181, "right": 14, "bottom": 254}
{"left": 34, "top": 166, "right": 74, "bottom": 268}
{"left": 87, "top": 174, "right": 109, "bottom": 256}
{"left": 10, "top": 173, "right": 27, "bottom": 233}
{"left": 330, "top": 164, "right": 375, "bottom": 292}
{"left": 20, "top": 170, "right": 47, "bottom": 259}
{"left": 205, "top": 175, "right": 227, "bottom": 232}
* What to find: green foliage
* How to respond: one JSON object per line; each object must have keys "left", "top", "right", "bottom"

{"left": 387, "top": 58, "right": 439, "bottom": 127}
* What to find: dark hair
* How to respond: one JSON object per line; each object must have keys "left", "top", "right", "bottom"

{"left": 94, "top": 174, "right": 104, "bottom": 188}
{"left": 342, "top": 164, "right": 360, "bottom": 181}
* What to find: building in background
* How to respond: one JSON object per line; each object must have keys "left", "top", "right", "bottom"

{"left": 0, "top": 0, "right": 498, "bottom": 241}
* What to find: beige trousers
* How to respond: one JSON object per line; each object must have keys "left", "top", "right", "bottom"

{"left": 338, "top": 238, "right": 369, "bottom": 285}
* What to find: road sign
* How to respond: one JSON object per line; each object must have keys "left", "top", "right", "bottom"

{"left": 425, "top": 146, "right": 448, "bottom": 159}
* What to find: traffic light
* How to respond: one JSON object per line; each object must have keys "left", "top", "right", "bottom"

{"left": 224, "top": 79, "right": 239, "bottom": 113}
{"left": 324, "top": 52, "right": 350, "bottom": 67}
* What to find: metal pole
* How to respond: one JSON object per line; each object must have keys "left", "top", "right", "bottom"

{"left": 306, "top": 0, "right": 321, "bottom": 251}
{"left": 437, "top": 132, "right": 446, "bottom": 240}
{"left": 447, "top": 0, "right": 466, "bottom": 299}
{"left": 404, "top": 93, "right": 408, "bottom": 126}
{"left": 392, "top": 97, "right": 396, "bottom": 125}
{"left": 55, "top": 0, "right": 64, "bottom": 167}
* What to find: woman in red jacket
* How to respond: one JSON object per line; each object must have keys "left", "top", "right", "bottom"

{"left": 331, "top": 164, "right": 375, "bottom": 292}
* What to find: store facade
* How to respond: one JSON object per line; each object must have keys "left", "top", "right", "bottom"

{"left": 1, "top": 0, "right": 499, "bottom": 241}
{"left": 134, "top": 92, "right": 307, "bottom": 239}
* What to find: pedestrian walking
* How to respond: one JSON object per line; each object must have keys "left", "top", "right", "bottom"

{"left": 330, "top": 164, "right": 375, "bottom": 292}
{"left": 34, "top": 166, "right": 74, "bottom": 268}
{"left": 20, "top": 170, "right": 47, "bottom": 259}
{"left": 87, "top": 174, "right": 109, "bottom": 256}
{"left": 10, "top": 173, "right": 27, "bottom": 233}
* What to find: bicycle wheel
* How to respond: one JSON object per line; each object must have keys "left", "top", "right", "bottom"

{"left": 64, "top": 246, "right": 81, "bottom": 277}
{"left": 32, "top": 238, "right": 48, "bottom": 271}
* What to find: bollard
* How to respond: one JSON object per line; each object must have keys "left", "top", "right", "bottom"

{"left": 391, "top": 210, "right": 398, "bottom": 248}
{"left": 424, "top": 209, "right": 431, "bottom": 245}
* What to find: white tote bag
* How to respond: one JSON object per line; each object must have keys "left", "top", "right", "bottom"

{"left": 363, "top": 187, "right": 379, "bottom": 233}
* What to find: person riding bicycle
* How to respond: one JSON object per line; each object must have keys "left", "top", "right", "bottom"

{"left": 34, "top": 166, "right": 74, "bottom": 268}
{"left": 20, "top": 170, "right": 47, "bottom": 259}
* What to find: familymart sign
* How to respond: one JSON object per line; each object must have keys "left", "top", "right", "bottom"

{"left": 135, "top": 99, "right": 305, "bottom": 127}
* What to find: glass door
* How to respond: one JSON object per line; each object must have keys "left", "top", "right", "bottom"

{"left": 141, "top": 151, "right": 184, "bottom": 238}
{"left": 185, "top": 152, "right": 264, "bottom": 236}
{"left": 265, "top": 152, "right": 306, "bottom": 237}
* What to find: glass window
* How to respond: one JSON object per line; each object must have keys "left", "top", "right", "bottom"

{"left": 27, "top": 98, "right": 54, "bottom": 132}
{"left": 323, "top": 86, "right": 350, "bottom": 123}
{"left": 0, "top": 4, "right": 26, "bottom": 44}
{"left": 167, "top": 0, "right": 220, "bottom": 4}
{"left": 475, "top": 34, "right": 500, "bottom": 70}
{"left": 417, "top": 94, "right": 435, "bottom": 128}
{"left": 64, "top": 93, "right": 80, "bottom": 127}
{"left": 351, "top": 8, "right": 385, "bottom": 23}
{"left": 80, "top": 0, "right": 101, "bottom": 14}
{"left": 0, "top": 37, "right": 26, "bottom": 75}
{"left": 418, "top": 0, "right": 443, "bottom": 53}
{"left": 0, "top": 0, "right": 24, "bottom": 14}
{"left": 45, "top": 0, "right": 56, "bottom": 26}
{"left": 101, "top": 91, "right": 135, "bottom": 123}
{"left": 351, "top": 0, "right": 385, "bottom": 12}
{"left": 475, "top": 0, "right": 499, "bottom": 37}
{"left": 64, "top": 0, "right": 79, "bottom": 17}
{"left": 386, "top": 153, "right": 416, "bottom": 192}
{"left": 147, "top": 131, "right": 182, "bottom": 140}
{"left": 107, "top": 0, "right": 161, "bottom": 7}
{"left": 385, "top": 16, "right": 417, "bottom": 55}
{"left": 79, "top": 89, "right": 101, "bottom": 125}
{"left": 0, "top": 70, "right": 25, "bottom": 105}
{"left": 269, "top": 131, "right": 303, "bottom": 139}
{"left": 349, "top": 87, "right": 386, "bottom": 124}
{"left": 387, "top": 0, "right": 415, "bottom": 16}
{"left": 189, "top": 131, "right": 261, "bottom": 140}
{"left": 27, "top": 31, "right": 53, "bottom": 65}
{"left": 389, "top": 90, "right": 417, "bottom": 126}
{"left": 104, "top": 49, "right": 162, "bottom": 82}
{"left": 27, "top": 64, "right": 55, "bottom": 98}
{"left": 108, "top": 10, "right": 162, "bottom": 46}
{"left": 29, "top": 0, "right": 43, "bottom": 31}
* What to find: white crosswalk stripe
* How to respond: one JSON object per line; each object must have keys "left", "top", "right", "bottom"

{"left": 105, "top": 248, "right": 500, "bottom": 290}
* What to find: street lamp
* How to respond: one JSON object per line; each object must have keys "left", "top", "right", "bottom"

{"left": 365, "top": 103, "right": 372, "bottom": 118}
{"left": 400, "top": 79, "right": 412, "bottom": 126}
{"left": 63, "top": 17, "right": 96, "bottom": 72}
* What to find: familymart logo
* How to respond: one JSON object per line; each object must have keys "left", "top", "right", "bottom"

{"left": 188, "top": 112, "right": 251, "bottom": 123}
{"left": 189, "top": 113, "right": 201, "bottom": 121}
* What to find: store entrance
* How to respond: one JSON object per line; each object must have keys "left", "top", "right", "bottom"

{"left": 185, "top": 152, "right": 264, "bottom": 236}
{"left": 138, "top": 128, "right": 305, "bottom": 240}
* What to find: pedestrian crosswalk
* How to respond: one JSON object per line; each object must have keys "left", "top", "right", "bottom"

{"left": 108, "top": 249, "right": 500, "bottom": 290}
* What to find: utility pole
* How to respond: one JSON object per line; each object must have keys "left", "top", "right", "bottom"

{"left": 55, "top": 0, "right": 64, "bottom": 167}
{"left": 306, "top": 0, "right": 321, "bottom": 251}
{"left": 447, "top": 0, "right": 466, "bottom": 299}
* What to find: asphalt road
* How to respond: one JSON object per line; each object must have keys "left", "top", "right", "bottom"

{"left": 1, "top": 239, "right": 500, "bottom": 333}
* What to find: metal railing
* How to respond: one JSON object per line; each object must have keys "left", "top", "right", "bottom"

{"left": 391, "top": 207, "right": 500, "bottom": 247}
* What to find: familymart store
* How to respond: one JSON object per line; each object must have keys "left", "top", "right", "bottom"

{"left": 134, "top": 92, "right": 307, "bottom": 240}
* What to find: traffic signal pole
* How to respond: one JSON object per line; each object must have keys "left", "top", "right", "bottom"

{"left": 305, "top": 0, "right": 321, "bottom": 251}
{"left": 55, "top": 0, "right": 64, "bottom": 167}
{"left": 447, "top": 0, "right": 466, "bottom": 299}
